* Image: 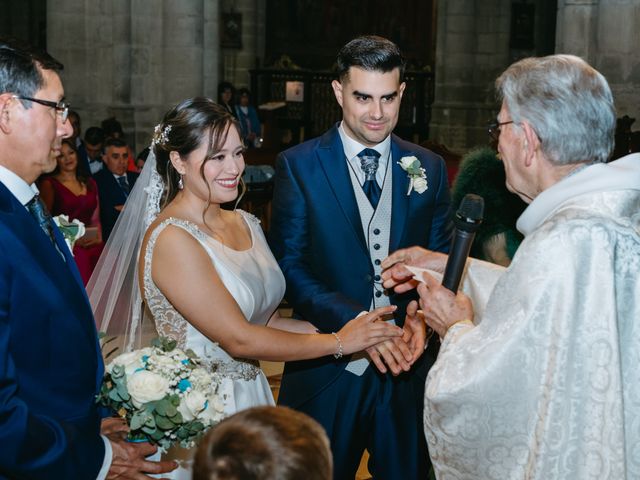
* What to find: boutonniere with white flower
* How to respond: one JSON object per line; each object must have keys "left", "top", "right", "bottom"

{"left": 398, "top": 156, "right": 428, "bottom": 195}
{"left": 53, "top": 215, "right": 85, "bottom": 253}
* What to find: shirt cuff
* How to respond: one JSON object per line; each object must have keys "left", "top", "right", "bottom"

{"left": 96, "top": 435, "right": 113, "bottom": 480}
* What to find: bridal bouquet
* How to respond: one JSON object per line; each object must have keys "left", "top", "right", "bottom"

{"left": 97, "top": 337, "right": 225, "bottom": 450}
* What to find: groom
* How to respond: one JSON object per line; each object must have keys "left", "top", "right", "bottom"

{"left": 0, "top": 38, "right": 174, "bottom": 479}
{"left": 269, "top": 35, "right": 452, "bottom": 479}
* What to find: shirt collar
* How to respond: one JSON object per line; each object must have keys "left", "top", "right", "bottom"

{"left": 338, "top": 122, "right": 391, "bottom": 163}
{"left": 0, "top": 164, "right": 39, "bottom": 206}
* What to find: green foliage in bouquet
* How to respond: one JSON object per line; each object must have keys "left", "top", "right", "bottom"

{"left": 96, "top": 337, "right": 225, "bottom": 451}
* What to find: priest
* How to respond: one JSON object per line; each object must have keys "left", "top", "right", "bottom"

{"left": 382, "top": 54, "right": 640, "bottom": 479}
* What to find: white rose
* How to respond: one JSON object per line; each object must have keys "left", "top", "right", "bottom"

{"left": 198, "top": 395, "right": 225, "bottom": 425}
{"left": 107, "top": 350, "right": 146, "bottom": 375}
{"left": 177, "top": 390, "right": 207, "bottom": 422}
{"left": 412, "top": 176, "right": 428, "bottom": 193}
{"left": 127, "top": 370, "right": 170, "bottom": 408}
{"left": 148, "top": 352, "right": 181, "bottom": 373}
{"left": 399, "top": 156, "right": 418, "bottom": 169}
{"left": 188, "top": 368, "right": 214, "bottom": 391}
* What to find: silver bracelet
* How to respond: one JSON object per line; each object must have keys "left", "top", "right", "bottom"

{"left": 331, "top": 332, "right": 343, "bottom": 359}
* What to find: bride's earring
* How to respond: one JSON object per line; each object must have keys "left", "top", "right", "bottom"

{"left": 178, "top": 174, "right": 184, "bottom": 190}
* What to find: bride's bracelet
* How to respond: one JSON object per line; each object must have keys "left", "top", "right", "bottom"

{"left": 331, "top": 332, "right": 343, "bottom": 359}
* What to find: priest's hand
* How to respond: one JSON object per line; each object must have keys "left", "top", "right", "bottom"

{"left": 415, "top": 270, "right": 474, "bottom": 339}
{"left": 381, "top": 247, "right": 448, "bottom": 293}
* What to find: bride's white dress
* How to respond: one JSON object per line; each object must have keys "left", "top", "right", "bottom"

{"left": 142, "top": 210, "right": 283, "bottom": 478}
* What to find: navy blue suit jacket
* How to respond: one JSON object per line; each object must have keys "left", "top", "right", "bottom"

{"left": 94, "top": 169, "right": 138, "bottom": 240}
{"left": 0, "top": 182, "right": 105, "bottom": 479}
{"left": 269, "top": 125, "right": 452, "bottom": 406}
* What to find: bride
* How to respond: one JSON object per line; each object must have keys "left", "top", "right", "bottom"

{"left": 88, "top": 97, "right": 413, "bottom": 478}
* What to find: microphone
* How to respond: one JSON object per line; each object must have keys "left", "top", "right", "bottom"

{"left": 441, "top": 194, "right": 484, "bottom": 293}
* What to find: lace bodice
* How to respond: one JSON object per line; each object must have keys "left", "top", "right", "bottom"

{"left": 142, "top": 210, "right": 286, "bottom": 381}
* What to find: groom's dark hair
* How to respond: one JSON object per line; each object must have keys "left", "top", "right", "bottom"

{"left": 0, "top": 37, "right": 63, "bottom": 99}
{"left": 336, "top": 35, "right": 406, "bottom": 83}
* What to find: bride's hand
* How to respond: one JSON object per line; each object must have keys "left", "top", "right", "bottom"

{"left": 337, "top": 305, "right": 403, "bottom": 355}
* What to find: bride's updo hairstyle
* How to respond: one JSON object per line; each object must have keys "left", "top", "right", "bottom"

{"left": 153, "top": 96, "right": 239, "bottom": 209}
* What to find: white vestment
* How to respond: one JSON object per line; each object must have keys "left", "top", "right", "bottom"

{"left": 424, "top": 153, "right": 640, "bottom": 479}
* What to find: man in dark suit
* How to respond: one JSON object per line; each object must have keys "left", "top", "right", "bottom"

{"left": 94, "top": 137, "right": 138, "bottom": 240}
{"left": 0, "top": 38, "right": 173, "bottom": 479}
{"left": 269, "top": 36, "right": 452, "bottom": 479}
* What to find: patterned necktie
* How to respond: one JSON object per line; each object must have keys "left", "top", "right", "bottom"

{"left": 26, "top": 194, "right": 56, "bottom": 245}
{"left": 117, "top": 175, "right": 130, "bottom": 197}
{"left": 358, "top": 148, "right": 382, "bottom": 208}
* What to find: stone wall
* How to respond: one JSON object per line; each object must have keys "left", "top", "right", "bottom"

{"left": 556, "top": 0, "right": 640, "bottom": 123}
{"left": 47, "top": 0, "right": 220, "bottom": 152}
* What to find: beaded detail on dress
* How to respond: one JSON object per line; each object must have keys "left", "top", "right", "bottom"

{"left": 143, "top": 216, "right": 261, "bottom": 381}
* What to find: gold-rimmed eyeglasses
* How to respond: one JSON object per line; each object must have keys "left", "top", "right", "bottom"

{"left": 487, "top": 119, "right": 514, "bottom": 141}
{"left": 12, "top": 95, "right": 70, "bottom": 123}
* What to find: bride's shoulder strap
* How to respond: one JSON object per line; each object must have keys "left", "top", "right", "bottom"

{"left": 147, "top": 217, "right": 207, "bottom": 246}
{"left": 236, "top": 209, "right": 261, "bottom": 226}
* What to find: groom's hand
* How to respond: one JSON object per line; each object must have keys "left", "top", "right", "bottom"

{"left": 106, "top": 436, "right": 177, "bottom": 480}
{"left": 403, "top": 300, "right": 427, "bottom": 363}
{"left": 366, "top": 336, "right": 413, "bottom": 375}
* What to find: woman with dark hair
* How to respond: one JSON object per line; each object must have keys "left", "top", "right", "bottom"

{"left": 89, "top": 97, "right": 411, "bottom": 479}
{"left": 217, "top": 81, "right": 236, "bottom": 117}
{"left": 40, "top": 138, "right": 104, "bottom": 284}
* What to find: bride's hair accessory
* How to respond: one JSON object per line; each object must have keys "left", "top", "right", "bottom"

{"left": 152, "top": 123, "right": 172, "bottom": 146}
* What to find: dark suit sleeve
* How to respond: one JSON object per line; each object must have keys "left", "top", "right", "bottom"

{"left": 428, "top": 155, "right": 453, "bottom": 253}
{"left": 269, "top": 152, "right": 362, "bottom": 333}
{"left": 0, "top": 252, "right": 105, "bottom": 479}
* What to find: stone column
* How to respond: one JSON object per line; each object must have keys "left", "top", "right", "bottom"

{"left": 47, "top": 0, "right": 221, "bottom": 152}
{"left": 429, "top": 0, "right": 511, "bottom": 152}
{"left": 556, "top": 0, "right": 640, "bottom": 121}
{"left": 220, "top": 0, "right": 261, "bottom": 89}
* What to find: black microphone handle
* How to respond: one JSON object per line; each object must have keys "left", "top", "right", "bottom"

{"left": 441, "top": 229, "right": 477, "bottom": 293}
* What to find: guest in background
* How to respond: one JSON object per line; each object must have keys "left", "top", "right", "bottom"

{"left": 84, "top": 126, "right": 106, "bottom": 175}
{"left": 135, "top": 146, "right": 150, "bottom": 172}
{"left": 235, "top": 87, "right": 262, "bottom": 148}
{"left": 40, "top": 139, "right": 104, "bottom": 284}
{"left": 382, "top": 54, "right": 640, "bottom": 479}
{"left": 193, "top": 406, "right": 332, "bottom": 480}
{"left": 94, "top": 137, "right": 138, "bottom": 240}
{"left": 450, "top": 146, "right": 527, "bottom": 266}
{"left": 217, "top": 80, "right": 236, "bottom": 117}
{"left": 68, "top": 109, "right": 91, "bottom": 175}
{"left": 101, "top": 116, "right": 137, "bottom": 172}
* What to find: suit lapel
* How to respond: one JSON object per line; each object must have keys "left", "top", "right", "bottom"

{"left": 317, "top": 127, "right": 368, "bottom": 251}
{"left": 0, "top": 186, "right": 94, "bottom": 330}
{"left": 390, "top": 138, "right": 411, "bottom": 252}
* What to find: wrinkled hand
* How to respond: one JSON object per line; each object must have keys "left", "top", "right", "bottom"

{"left": 381, "top": 247, "right": 448, "bottom": 293}
{"left": 403, "top": 300, "right": 427, "bottom": 363}
{"left": 107, "top": 436, "right": 177, "bottom": 480}
{"left": 101, "top": 417, "right": 129, "bottom": 438}
{"left": 416, "top": 271, "right": 473, "bottom": 338}
{"left": 338, "top": 305, "right": 403, "bottom": 356}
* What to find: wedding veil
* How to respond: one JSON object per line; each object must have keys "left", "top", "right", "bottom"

{"left": 87, "top": 146, "right": 163, "bottom": 353}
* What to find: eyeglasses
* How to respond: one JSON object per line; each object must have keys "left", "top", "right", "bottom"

{"left": 487, "top": 119, "right": 514, "bottom": 141}
{"left": 12, "top": 95, "right": 70, "bottom": 123}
